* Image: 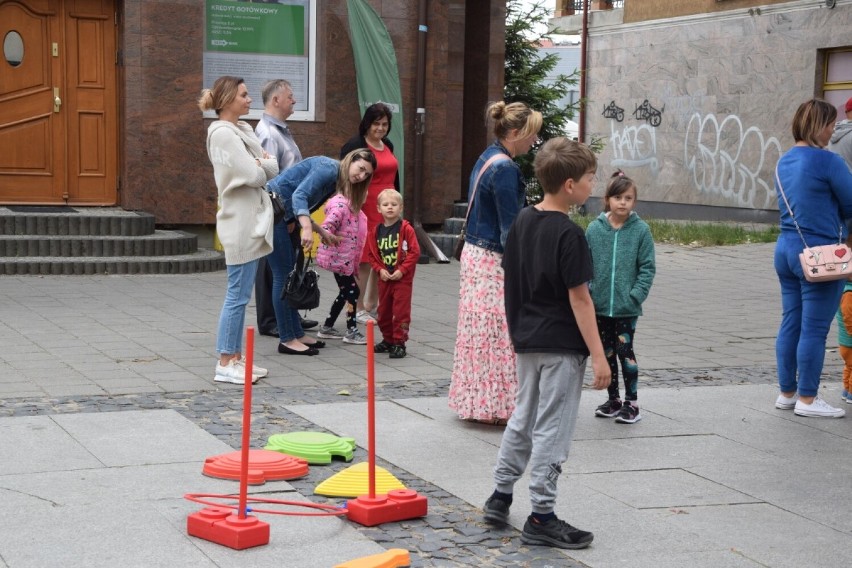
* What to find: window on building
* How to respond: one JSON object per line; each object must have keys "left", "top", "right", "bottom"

{"left": 823, "top": 48, "right": 852, "bottom": 117}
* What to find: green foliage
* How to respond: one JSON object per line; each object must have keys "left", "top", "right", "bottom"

{"left": 569, "top": 215, "right": 781, "bottom": 247}
{"left": 504, "top": 0, "right": 578, "bottom": 202}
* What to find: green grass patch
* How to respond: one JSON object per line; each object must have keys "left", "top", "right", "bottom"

{"left": 569, "top": 215, "right": 780, "bottom": 247}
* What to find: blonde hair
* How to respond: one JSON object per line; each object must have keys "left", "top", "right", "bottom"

{"left": 791, "top": 98, "right": 837, "bottom": 148}
{"left": 534, "top": 137, "right": 597, "bottom": 194}
{"left": 197, "top": 76, "right": 244, "bottom": 115}
{"left": 487, "top": 101, "right": 543, "bottom": 141}
{"left": 337, "top": 148, "right": 377, "bottom": 212}
{"left": 377, "top": 188, "right": 403, "bottom": 207}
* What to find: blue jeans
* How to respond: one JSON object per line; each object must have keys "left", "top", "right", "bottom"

{"left": 775, "top": 234, "right": 845, "bottom": 397}
{"left": 216, "top": 260, "right": 259, "bottom": 355}
{"left": 266, "top": 221, "right": 305, "bottom": 342}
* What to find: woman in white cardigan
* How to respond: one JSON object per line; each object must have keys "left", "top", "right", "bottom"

{"left": 199, "top": 76, "right": 278, "bottom": 385}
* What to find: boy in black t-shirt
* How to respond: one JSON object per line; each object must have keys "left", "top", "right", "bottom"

{"left": 366, "top": 189, "right": 420, "bottom": 358}
{"left": 482, "top": 138, "right": 610, "bottom": 550}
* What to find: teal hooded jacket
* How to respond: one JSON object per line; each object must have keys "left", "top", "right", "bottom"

{"left": 586, "top": 211, "right": 656, "bottom": 317}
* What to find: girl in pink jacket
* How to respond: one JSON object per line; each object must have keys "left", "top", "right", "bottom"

{"left": 315, "top": 176, "right": 369, "bottom": 344}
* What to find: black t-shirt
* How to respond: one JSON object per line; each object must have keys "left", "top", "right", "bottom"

{"left": 376, "top": 220, "right": 401, "bottom": 270}
{"left": 501, "top": 206, "right": 593, "bottom": 354}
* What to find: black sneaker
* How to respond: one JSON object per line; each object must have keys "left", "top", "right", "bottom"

{"left": 614, "top": 402, "right": 642, "bottom": 424}
{"left": 595, "top": 399, "right": 622, "bottom": 418}
{"left": 374, "top": 340, "right": 393, "bottom": 353}
{"left": 483, "top": 496, "right": 510, "bottom": 524}
{"left": 521, "top": 516, "right": 594, "bottom": 549}
{"left": 389, "top": 344, "right": 407, "bottom": 359}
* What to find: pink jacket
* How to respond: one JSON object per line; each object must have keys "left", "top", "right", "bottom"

{"left": 316, "top": 194, "right": 367, "bottom": 276}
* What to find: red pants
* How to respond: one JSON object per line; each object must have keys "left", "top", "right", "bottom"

{"left": 377, "top": 278, "right": 413, "bottom": 345}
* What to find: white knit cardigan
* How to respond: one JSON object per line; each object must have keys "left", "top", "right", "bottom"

{"left": 206, "top": 120, "right": 279, "bottom": 265}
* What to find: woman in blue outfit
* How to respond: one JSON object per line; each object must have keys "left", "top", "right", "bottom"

{"left": 265, "top": 149, "right": 376, "bottom": 355}
{"left": 774, "top": 99, "right": 852, "bottom": 418}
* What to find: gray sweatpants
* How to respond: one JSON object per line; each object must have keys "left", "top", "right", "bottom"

{"left": 493, "top": 351, "right": 586, "bottom": 514}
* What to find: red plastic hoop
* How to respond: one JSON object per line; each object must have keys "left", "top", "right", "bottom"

{"left": 184, "top": 493, "right": 348, "bottom": 517}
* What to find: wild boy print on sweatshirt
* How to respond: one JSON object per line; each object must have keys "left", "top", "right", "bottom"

{"left": 377, "top": 221, "right": 402, "bottom": 270}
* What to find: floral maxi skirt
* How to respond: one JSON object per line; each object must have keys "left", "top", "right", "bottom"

{"left": 448, "top": 244, "right": 517, "bottom": 421}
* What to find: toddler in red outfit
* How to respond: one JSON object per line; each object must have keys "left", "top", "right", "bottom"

{"left": 366, "top": 189, "right": 420, "bottom": 358}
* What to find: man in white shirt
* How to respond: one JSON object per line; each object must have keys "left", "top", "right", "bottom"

{"left": 254, "top": 79, "right": 317, "bottom": 334}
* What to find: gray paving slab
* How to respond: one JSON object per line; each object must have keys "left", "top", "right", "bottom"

{"left": 4, "top": 241, "right": 852, "bottom": 566}
{"left": 0, "top": 411, "right": 383, "bottom": 568}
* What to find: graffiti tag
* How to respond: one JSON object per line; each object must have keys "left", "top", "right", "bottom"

{"left": 610, "top": 121, "right": 659, "bottom": 178}
{"left": 602, "top": 101, "right": 625, "bottom": 122}
{"left": 633, "top": 100, "right": 664, "bottom": 127}
{"left": 683, "top": 113, "right": 781, "bottom": 209}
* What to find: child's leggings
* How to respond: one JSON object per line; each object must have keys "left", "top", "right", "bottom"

{"left": 597, "top": 315, "right": 639, "bottom": 402}
{"left": 324, "top": 273, "right": 360, "bottom": 330}
{"left": 840, "top": 345, "right": 852, "bottom": 395}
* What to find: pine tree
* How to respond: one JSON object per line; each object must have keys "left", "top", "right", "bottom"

{"left": 504, "top": 0, "right": 579, "bottom": 201}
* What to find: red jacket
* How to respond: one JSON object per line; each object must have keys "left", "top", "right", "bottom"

{"left": 366, "top": 218, "right": 420, "bottom": 281}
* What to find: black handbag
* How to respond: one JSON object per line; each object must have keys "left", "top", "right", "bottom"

{"left": 282, "top": 246, "right": 321, "bottom": 310}
{"left": 268, "top": 190, "right": 285, "bottom": 225}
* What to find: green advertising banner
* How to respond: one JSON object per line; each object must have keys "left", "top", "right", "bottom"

{"left": 206, "top": 0, "right": 304, "bottom": 55}
{"left": 347, "top": 0, "right": 405, "bottom": 193}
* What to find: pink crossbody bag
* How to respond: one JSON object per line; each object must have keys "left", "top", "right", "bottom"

{"left": 775, "top": 166, "right": 852, "bottom": 282}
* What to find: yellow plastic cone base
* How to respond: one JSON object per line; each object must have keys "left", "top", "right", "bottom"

{"left": 333, "top": 548, "right": 411, "bottom": 568}
{"left": 314, "top": 462, "right": 406, "bottom": 498}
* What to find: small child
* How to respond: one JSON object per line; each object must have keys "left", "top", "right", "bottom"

{"left": 586, "top": 170, "right": 656, "bottom": 424}
{"left": 836, "top": 239, "right": 852, "bottom": 405}
{"left": 366, "top": 189, "right": 420, "bottom": 358}
{"left": 482, "top": 138, "right": 610, "bottom": 550}
{"left": 315, "top": 173, "right": 369, "bottom": 345}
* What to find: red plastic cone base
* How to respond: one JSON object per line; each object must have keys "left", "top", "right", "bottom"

{"left": 202, "top": 449, "right": 309, "bottom": 484}
{"left": 346, "top": 489, "right": 428, "bottom": 527}
{"left": 187, "top": 507, "right": 270, "bottom": 550}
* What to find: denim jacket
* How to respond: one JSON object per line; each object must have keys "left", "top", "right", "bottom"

{"left": 266, "top": 156, "right": 339, "bottom": 223}
{"left": 464, "top": 142, "right": 525, "bottom": 254}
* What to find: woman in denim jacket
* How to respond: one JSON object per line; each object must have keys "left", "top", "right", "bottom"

{"left": 448, "top": 101, "right": 542, "bottom": 424}
{"left": 265, "top": 149, "right": 376, "bottom": 355}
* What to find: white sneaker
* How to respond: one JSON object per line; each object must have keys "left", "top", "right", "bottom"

{"left": 214, "top": 360, "right": 259, "bottom": 384}
{"left": 234, "top": 358, "right": 267, "bottom": 378}
{"left": 355, "top": 310, "right": 377, "bottom": 324}
{"left": 317, "top": 326, "right": 345, "bottom": 339}
{"left": 343, "top": 328, "right": 368, "bottom": 345}
{"left": 775, "top": 394, "right": 797, "bottom": 410}
{"left": 793, "top": 396, "right": 845, "bottom": 418}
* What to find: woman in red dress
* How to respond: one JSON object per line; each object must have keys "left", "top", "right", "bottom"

{"left": 340, "top": 103, "right": 400, "bottom": 323}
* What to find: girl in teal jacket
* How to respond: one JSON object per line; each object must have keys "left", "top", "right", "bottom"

{"left": 586, "top": 171, "right": 656, "bottom": 424}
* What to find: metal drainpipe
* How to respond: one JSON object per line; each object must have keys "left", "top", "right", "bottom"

{"left": 411, "top": 0, "right": 448, "bottom": 262}
{"left": 579, "top": 0, "right": 589, "bottom": 142}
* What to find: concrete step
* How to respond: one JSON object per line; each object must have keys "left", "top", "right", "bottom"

{"left": 0, "top": 208, "right": 155, "bottom": 236}
{"left": 0, "top": 230, "right": 198, "bottom": 257}
{"left": 452, "top": 202, "right": 467, "bottom": 218}
{"left": 0, "top": 249, "right": 226, "bottom": 275}
{"left": 442, "top": 217, "right": 464, "bottom": 234}
{"left": 427, "top": 233, "right": 461, "bottom": 260}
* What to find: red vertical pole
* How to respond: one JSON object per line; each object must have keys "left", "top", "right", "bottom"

{"left": 238, "top": 327, "right": 255, "bottom": 519}
{"left": 366, "top": 320, "right": 376, "bottom": 499}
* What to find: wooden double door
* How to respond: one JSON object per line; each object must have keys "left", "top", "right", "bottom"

{"left": 0, "top": 0, "right": 117, "bottom": 205}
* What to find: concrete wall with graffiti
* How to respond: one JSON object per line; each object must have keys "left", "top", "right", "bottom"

{"left": 585, "top": 2, "right": 851, "bottom": 216}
